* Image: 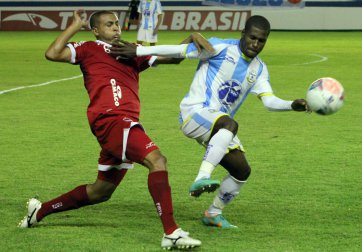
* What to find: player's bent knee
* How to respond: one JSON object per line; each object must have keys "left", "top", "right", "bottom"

{"left": 143, "top": 150, "right": 168, "bottom": 172}
{"left": 94, "top": 188, "right": 115, "bottom": 203}
{"left": 226, "top": 119, "right": 239, "bottom": 134}
{"left": 87, "top": 181, "right": 117, "bottom": 203}
{"left": 93, "top": 193, "right": 112, "bottom": 203}
{"left": 216, "top": 116, "right": 239, "bottom": 135}
{"left": 151, "top": 153, "right": 167, "bottom": 171}
{"left": 242, "top": 165, "right": 251, "bottom": 180}
{"left": 230, "top": 164, "right": 251, "bottom": 181}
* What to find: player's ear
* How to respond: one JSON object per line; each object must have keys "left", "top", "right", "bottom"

{"left": 92, "top": 27, "right": 99, "bottom": 36}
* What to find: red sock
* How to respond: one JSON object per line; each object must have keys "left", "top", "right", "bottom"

{"left": 148, "top": 171, "right": 178, "bottom": 235}
{"left": 36, "top": 184, "right": 90, "bottom": 221}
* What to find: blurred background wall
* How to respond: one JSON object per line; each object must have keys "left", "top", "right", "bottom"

{"left": 1, "top": 0, "right": 361, "bottom": 31}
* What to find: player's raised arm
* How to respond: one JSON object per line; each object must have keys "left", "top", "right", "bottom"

{"left": 180, "top": 32, "right": 215, "bottom": 54}
{"left": 45, "top": 10, "right": 88, "bottom": 62}
{"left": 155, "top": 32, "right": 215, "bottom": 64}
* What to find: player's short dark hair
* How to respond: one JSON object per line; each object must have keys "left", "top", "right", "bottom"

{"left": 245, "top": 15, "right": 271, "bottom": 34}
{"left": 89, "top": 10, "right": 116, "bottom": 29}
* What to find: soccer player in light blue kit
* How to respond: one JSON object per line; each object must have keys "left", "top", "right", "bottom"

{"left": 111, "top": 15, "right": 309, "bottom": 228}
{"left": 137, "top": 0, "right": 163, "bottom": 45}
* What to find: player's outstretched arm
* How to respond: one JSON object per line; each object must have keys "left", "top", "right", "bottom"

{"left": 110, "top": 40, "right": 138, "bottom": 58}
{"left": 45, "top": 10, "right": 88, "bottom": 62}
{"left": 110, "top": 41, "right": 186, "bottom": 59}
{"left": 136, "top": 33, "right": 214, "bottom": 57}
{"left": 260, "top": 95, "right": 310, "bottom": 112}
{"left": 109, "top": 32, "right": 214, "bottom": 59}
{"left": 151, "top": 33, "right": 215, "bottom": 64}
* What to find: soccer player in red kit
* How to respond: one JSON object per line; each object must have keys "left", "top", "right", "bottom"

{"left": 17, "top": 10, "right": 212, "bottom": 250}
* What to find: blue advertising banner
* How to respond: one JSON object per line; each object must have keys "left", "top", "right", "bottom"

{"left": 202, "top": 0, "right": 305, "bottom": 8}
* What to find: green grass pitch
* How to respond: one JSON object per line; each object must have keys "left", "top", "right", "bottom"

{"left": 0, "top": 30, "right": 361, "bottom": 251}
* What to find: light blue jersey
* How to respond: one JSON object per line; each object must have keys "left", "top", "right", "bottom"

{"left": 180, "top": 38, "right": 273, "bottom": 123}
{"left": 138, "top": 0, "right": 163, "bottom": 30}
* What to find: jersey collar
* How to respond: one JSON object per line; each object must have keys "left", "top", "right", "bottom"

{"left": 241, "top": 52, "right": 252, "bottom": 62}
{"left": 238, "top": 40, "right": 252, "bottom": 61}
{"left": 96, "top": 40, "right": 111, "bottom": 46}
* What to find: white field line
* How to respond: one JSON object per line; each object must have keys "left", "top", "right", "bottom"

{"left": 0, "top": 74, "right": 82, "bottom": 95}
{"left": 292, "top": 54, "right": 328, "bottom": 66}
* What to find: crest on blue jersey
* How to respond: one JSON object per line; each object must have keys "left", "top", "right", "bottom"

{"left": 218, "top": 80, "right": 242, "bottom": 106}
{"left": 246, "top": 70, "right": 257, "bottom": 84}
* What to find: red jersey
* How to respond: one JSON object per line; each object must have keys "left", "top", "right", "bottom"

{"left": 67, "top": 40, "right": 152, "bottom": 125}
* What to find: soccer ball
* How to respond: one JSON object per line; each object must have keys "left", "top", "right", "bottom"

{"left": 306, "top": 77, "right": 344, "bottom": 115}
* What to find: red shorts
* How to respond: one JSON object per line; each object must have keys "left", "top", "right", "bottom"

{"left": 92, "top": 114, "right": 159, "bottom": 184}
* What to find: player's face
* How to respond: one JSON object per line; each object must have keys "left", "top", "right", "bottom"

{"left": 92, "top": 14, "right": 121, "bottom": 44}
{"left": 240, "top": 26, "right": 269, "bottom": 58}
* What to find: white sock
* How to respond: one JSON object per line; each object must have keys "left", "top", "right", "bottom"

{"left": 195, "top": 161, "right": 214, "bottom": 181}
{"left": 207, "top": 175, "right": 246, "bottom": 215}
{"left": 195, "top": 129, "right": 234, "bottom": 181}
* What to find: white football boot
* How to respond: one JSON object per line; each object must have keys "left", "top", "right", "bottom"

{"left": 18, "top": 198, "right": 42, "bottom": 228}
{"left": 161, "top": 228, "right": 201, "bottom": 250}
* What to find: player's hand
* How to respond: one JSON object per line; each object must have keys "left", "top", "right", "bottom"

{"left": 181, "top": 33, "right": 215, "bottom": 55}
{"left": 192, "top": 33, "right": 215, "bottom": 54}
{"left": 190, "top": 33, "right": 215, "bottom": 54}
{"left": 109, "top": 40, "right": 137, "bottom": 59}
{"left": 291, "top": 99, "right": 311, "bottom": 112}
{"left": 73, "top": 10, "right": 88, "bottom": 29}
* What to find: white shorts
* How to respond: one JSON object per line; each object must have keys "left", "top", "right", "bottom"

{"left": 137, "top": 28, "right": 158, "bottom": 43}
{"left": 180, "top": 108, "right": 243, "bottom": 150}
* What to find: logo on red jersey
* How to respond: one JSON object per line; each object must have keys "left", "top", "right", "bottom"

{"left": 146, "top": 141, "right": 156, "bottom": 149}
{"left": 103, "top": 44, "right": 111, "bottom": 54}
{"left": 73, "top": 41, "right": 86, "bottom": 48}
{"left": 110, "top": 79, "right": 122, "bottom": 106}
